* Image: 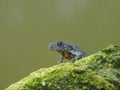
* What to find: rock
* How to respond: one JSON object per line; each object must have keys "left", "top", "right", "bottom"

{"left": 5, "top": 45, "right": 120, "bottom": 90}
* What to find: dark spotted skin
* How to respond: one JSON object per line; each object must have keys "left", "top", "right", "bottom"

{"left": 49, "top": 41, "right": 87, "bottom": 64}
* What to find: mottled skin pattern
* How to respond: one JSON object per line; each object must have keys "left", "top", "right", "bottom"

{"left": 48, "top": 41, "right": 87, "bottom": 64}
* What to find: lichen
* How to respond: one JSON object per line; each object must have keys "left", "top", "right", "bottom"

{"left": 5, "top": 45, "right": 120, "bottom": 90}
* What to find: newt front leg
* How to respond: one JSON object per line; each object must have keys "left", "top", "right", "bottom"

{"left": 57, "top": 55, "right": 64, "bottom": 64}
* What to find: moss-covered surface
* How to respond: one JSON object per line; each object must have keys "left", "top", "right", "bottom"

{"left": 5, "top": 45, "right": 120, "bottom": 90}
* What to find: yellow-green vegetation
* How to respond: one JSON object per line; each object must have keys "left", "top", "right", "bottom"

{"left": 5, "top": 45, "right": 120, "bottom": 90}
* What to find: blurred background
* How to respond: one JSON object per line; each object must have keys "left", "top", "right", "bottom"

{"left": 0, "top": 0, "right": 120, "bottom": 89}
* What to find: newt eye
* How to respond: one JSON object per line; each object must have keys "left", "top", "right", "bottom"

{"left": 57, "top": 41, "right": 63, "bottom": 46}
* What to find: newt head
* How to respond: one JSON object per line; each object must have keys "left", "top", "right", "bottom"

{"left": 48, "top": 41, "right": 69, "bottom": 51}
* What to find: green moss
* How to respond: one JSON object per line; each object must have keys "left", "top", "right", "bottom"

{"left": 5, "top": 45, "right": 120, "bottom": 90}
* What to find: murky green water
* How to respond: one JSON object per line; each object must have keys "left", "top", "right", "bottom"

{"left": 0, "top": 0, "right": 120, "bottom": 89}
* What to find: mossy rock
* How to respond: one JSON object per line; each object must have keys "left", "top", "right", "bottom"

{"left": 5, "top": 45, "right": 120, "bottom": 90}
